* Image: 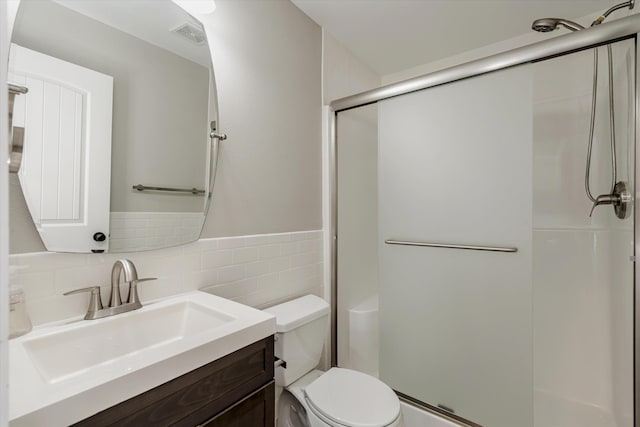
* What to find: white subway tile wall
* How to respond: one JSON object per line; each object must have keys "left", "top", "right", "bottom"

{"left": 9, "top": 230, "right": 323, "bottom": 326}
{"left": 109, "top": 212, "right": 204, "bottom": 252}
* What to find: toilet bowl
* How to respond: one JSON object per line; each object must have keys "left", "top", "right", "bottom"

{"left": 264, "top": 295, "right": 402, "bottom": 427}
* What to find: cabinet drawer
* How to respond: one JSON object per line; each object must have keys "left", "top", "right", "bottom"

{"left": 201, "top": 381, "right": 275, "bottom": 427}
{"left": 73, "top": 336, "right": 274, "bottom": 426}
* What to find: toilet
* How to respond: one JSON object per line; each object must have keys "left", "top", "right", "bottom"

{"left": 265, "top": 295, "right": 402, "bottom": 427}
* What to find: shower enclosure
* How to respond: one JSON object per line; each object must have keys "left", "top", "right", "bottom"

{"left": 330, "top": 15, "right": 639, "bottom": 427}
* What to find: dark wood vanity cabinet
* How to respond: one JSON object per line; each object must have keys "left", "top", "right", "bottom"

{"left": 73, "top": 336, "right": 275, "bottom": 427}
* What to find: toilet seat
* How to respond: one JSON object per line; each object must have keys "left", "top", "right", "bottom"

{"left": 303, "top": 368, "right": 400, "bottom": 427}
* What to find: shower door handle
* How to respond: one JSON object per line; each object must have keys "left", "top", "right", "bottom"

{"left": 384, "top": 239, "right": 518, "bottom": 253}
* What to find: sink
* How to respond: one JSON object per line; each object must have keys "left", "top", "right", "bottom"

{"left": 10, "top": 291, "right": 275, "bottom": 426}
{"left": 23, "top": 300, "right": 235, "bottom": 384}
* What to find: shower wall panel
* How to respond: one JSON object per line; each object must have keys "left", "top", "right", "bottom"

{"left": 532, "top": 40, "right": 634, "bottom": 427}
{"left": 336, "top": 104, "right": 379, "bottom": 370}
{"left": 377, "top": 65, "right": 533, "bottom": 427}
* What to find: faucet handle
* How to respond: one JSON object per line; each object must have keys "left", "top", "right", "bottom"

{"left": 133, "top": 277, "right": 158, "bottom": 284}
{"left": 126, "top": 277, "right": 158, "bottom": 307}
{"left": 589, "top": 194, "right": 616, "bottom": 217}
{"left": 589, "top": 182, "right": 632, "bottom": 219}
{"left": 63, "top": 286, "right": 104, "bottom": 319}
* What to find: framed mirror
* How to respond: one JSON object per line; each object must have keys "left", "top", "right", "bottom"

{"left": 8, "top": 0, "right": 220, "bottom": 254}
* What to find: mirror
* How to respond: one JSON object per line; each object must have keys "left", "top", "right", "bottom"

{"left": 8, "top": 0, "right": 219, "bottom": 254}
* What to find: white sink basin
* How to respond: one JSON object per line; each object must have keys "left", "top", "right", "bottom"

{"left": 10, "top": 291, "right": 275, "bottom": 426}
{"left": 23, "top": 300, "right": 235, "bottom": 384}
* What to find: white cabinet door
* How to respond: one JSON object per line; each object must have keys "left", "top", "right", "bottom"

{"left": 9, "top": 44, "right": 113, "bottom": 252}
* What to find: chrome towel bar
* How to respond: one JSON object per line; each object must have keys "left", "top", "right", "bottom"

{"left": 132, "top": 184, "right": 205, "bottom": 195}
{"left": 8, "top": 83, "right": 28, "bottom": 94}
{"left": 8, "top": 83, "right": 28, "bottom": 174}
{"left": 384, "top": 239, "right": 518, "bottom": 253}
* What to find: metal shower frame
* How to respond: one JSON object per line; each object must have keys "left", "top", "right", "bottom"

{"left": 328, "top": 13, "right": 640, "bottom": 427}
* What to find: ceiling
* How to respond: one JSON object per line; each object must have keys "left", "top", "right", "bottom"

{"left": 52, "top": 0, "right": 211, "bottom": 66}
{"left": 292, "top": 0, "right": 619, "bottom": 76}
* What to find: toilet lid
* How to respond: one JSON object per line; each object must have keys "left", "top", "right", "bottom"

{"left": 304, "top": 368, "right": 400, "bottom": 427}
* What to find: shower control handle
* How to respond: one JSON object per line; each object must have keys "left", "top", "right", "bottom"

{"left": 589, "top": 181, "right": 631, "bottom": 219}
{"left": 589, "top": 194, "right": 617, "bottom": 216}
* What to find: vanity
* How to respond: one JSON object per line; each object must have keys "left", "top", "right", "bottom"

{"left": 73, "top": 336, "right": 275, "bottom": 426}
{"left": 9, "top": 291, "right": 276, "bottom": 426}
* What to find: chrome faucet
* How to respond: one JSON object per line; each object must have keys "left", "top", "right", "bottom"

{"left": 110, "top": 259, "right": 138, "bottom": 307}
{"left": 64, "top": 259, "right": 156, "bottom": 320}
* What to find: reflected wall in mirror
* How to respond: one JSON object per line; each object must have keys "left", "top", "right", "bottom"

{"left": 9, "top": 0, "right": 218, "bottom": 254}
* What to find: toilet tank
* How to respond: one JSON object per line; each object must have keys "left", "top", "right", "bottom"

{"left": 264, "top": 295, "right": 329, "bottom": 387}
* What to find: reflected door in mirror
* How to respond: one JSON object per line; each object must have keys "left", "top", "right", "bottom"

{"left": 9, "top": 44, "right": 113, "bottom": 252}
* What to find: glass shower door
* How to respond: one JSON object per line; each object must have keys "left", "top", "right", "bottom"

{"left": 371, "top": 38, "right": 634, "bottom": 427}
{"left": 378, "top": 65, "right": 534, "bottom": 427}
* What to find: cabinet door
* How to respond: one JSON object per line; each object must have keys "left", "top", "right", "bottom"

{"left": 201, "top": 382, "right": 275, "bottom": 427}
{"left": 73, "top": 337, "right": 274, "bottom": 427}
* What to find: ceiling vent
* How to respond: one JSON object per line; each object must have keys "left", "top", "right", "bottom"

{"left": 171, "top": 22, "right": 206, "bottom": 45}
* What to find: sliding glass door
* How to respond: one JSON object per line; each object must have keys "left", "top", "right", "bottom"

{"left": 335, "top": 38, "right": 635, "bottom": 427}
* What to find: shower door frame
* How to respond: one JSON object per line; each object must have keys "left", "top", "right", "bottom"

{"left": 328, "top": 13, "right": 640, "bottom": 427}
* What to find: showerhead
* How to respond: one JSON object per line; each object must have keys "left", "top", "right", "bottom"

{"left": 531, "top": 18, "right": 585, "bottom": 33}
{"left": 531, "top": 18, "right": 560, "bottom": 32}
{"left": 533, "top": 0, "right": 634, "bottom": 33}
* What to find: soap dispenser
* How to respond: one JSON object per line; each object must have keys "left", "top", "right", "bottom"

{"left": 9, "top": 266, "right": 32, "bottom": 339}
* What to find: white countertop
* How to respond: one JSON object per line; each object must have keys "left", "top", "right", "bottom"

{"left": 9, "top": 291, "right": 275, "bottom": 426}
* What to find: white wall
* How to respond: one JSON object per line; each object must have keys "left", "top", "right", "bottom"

{"left": 11, "top": 231, "right": 323, "bottom": 326}
{"left": 199, "top": 0, "right": 323, "bottom": 238}
{"left": 322, "top": 31, "right": 380, "bottom": 104}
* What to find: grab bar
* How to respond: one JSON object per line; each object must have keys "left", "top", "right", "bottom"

{"left": 384, "top": 239, "right": 518, "bottom": 253}
{"left": 132, "top": 184, "right": 205, "bottom": 195}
